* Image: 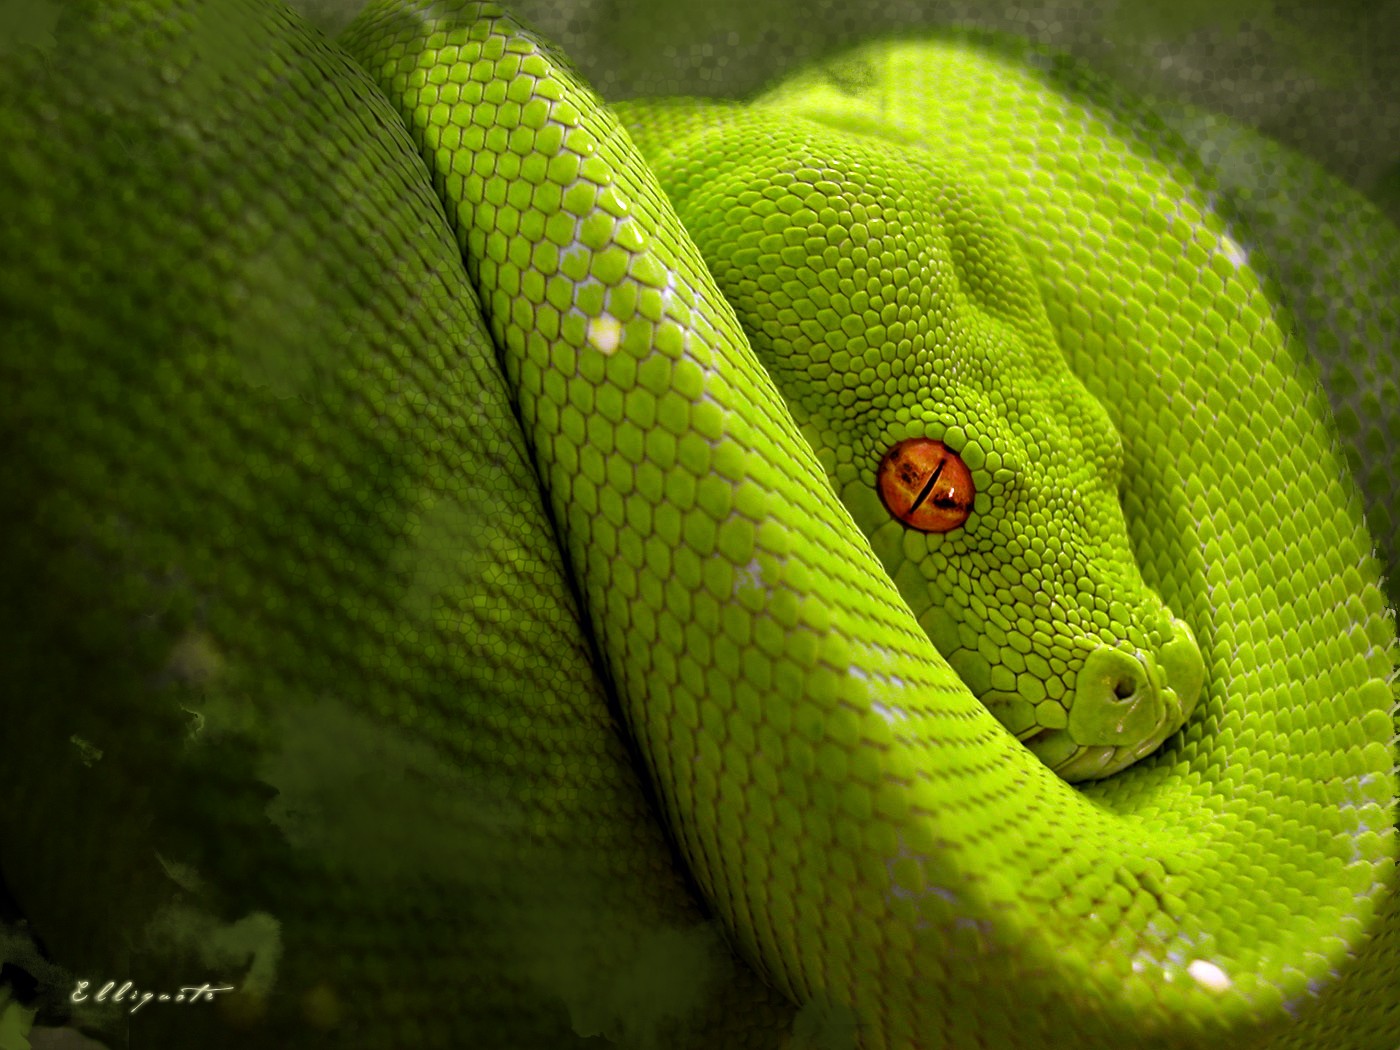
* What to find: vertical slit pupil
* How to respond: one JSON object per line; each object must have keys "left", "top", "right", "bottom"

{"left": 908, "top": 460, "right": 945, "bottom": 514}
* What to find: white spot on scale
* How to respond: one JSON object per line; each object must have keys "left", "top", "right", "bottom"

{"left": 843, "top": 640, "right": 913, "bottom": 725}
{"left": 1187, "top": 958, "right": 1232, "bottom": 993}
{"left": 734, "top": 558, "right": 764, "bottom": 590}
{"left": 870, "top": 701, "right": 901, "bottom": 726}
{"left": 587, "top": 315, "right": 622, "bottom": 354}
{"left": 1219, "top": 235, "right": 1248, "bottom": 269}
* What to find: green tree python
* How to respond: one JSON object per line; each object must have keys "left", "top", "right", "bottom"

{"left": 0, "top": 1, "right": 1396, "bottom": 1048}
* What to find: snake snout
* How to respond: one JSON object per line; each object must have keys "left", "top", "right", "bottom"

{"left": 1028, "top": 618, "right": 1205, "bottom": 782}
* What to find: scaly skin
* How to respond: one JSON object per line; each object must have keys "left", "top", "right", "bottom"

{"left": 0, "top": 2, "right": 1394, "bottom": 1049}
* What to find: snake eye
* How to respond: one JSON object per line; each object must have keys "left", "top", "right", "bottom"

{"left": 877, "top": 438, "right": 975, "bottom": 533}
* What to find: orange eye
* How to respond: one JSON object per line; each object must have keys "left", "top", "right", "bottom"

{"left": 877, "top": 438, "right": 975, "bottom": 532}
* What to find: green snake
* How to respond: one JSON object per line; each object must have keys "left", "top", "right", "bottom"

{"left": 0, "top": 1, "right": 1396, "bottom": 1049}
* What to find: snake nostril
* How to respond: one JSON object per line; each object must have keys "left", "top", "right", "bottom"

{"left": 1113, "top": 678, "right": 1136, "bottom": 701}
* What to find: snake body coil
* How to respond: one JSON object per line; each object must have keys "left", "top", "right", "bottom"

{"left": 0, "top": 2, "right": 1394, "bottom": 1048}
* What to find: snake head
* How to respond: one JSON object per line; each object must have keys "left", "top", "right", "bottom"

{"left": 645, "top": 113, "right": 1207, "bottom": 783}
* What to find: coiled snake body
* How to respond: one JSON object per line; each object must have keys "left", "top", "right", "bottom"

{"left": 0, "top": 2, "right": 1395, "bottom": 1048}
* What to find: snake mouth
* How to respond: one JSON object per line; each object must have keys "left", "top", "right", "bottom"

{"left": 1026, "top": 720, "right": 1179, "bottom": 782}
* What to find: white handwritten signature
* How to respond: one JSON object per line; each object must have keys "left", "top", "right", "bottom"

{"left": 70, "top": 980, "right": 235, "bottom": 1014}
